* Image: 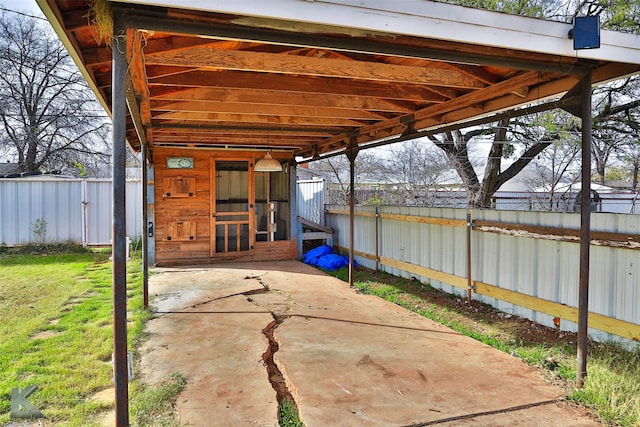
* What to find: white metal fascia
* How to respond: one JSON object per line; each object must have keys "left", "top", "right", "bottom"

{"left": 113, "top": 0, "right": 640, "bottom": 65}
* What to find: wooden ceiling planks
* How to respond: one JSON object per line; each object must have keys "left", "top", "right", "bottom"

{"left": 41, "top": 0, "right": 640, "bottom": 159}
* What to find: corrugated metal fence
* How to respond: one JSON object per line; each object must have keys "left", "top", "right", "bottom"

{"left": 326, "top": 205, "right": 639, "bottom": 345}
{"left": 0, "top": 178, "right": 142, "bottom": 246}
{"left": 297, "top": 179, "right": 326, "bottom": 225}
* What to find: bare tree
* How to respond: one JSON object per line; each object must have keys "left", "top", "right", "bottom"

{"left": 525, "top": 138, "right": 582, "bottom": 211}
{"left": 309, "top": 152, "right": 387, "bottom": 204}
{"left": 384, "top": 139, "right": 451, "bottom": 205}
{"left": 0, "top": 11, "right": 110, "bottom": 176}
{"left": 591, "top": 76, "right": 640, "bottom": 184}
{"left": 617, "top": 141, "right": 640, "bottom": 189}
{"left": 428, "top": 108, "right": 584, "bottom": 208}
{"left": 436, "top": 1, "right": 640, "bottom": 207}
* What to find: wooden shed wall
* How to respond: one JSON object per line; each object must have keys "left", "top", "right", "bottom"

{"left": 154, "top": 148, "right": 211, "bottom": 265}
{"left": 152, "top": 148, "right": 297, "bottom": 266}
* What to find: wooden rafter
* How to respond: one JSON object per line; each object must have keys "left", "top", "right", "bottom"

{"left": 151, "top": 100, "right": 388, "bottom": 120}
{"left": 150, "top": 87, "right": 417, "bottom": 112}
{"left": 144, "top": 47, "right": 489, "bottom": 89}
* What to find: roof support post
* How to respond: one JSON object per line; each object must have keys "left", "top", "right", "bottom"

{"left": 112, "top": 8, "right": 130, "bottom": 426}
{"left": 345, "top": 140, "right": 359, "bottom": 287}
{"left": 142, "top": 143, "right": 149, "bottom": 309}
{"left": 577, "top": 70, "right": 592, "bottom": 388}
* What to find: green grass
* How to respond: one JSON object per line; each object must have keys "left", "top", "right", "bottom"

{"left": 326, "top": 266, "right": 640, "bottom": 426}
{"left": 130, "top": 373, "right": 186, "bottom": 427}
{"left": 278, "top": 397, "right": 303, "bottom": 427}
{"left": 570, "top": 343, "right": 640, "bottom": 426}
{"left": 0, "top": 249, "right": 157, "bottom": 426}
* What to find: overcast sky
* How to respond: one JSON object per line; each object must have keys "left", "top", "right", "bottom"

{"left": 1, "top": 0, "right": 40, "bottom": 16}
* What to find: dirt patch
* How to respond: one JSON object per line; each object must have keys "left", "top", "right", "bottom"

{"left": 30, "top": 330, "right": 62, "bottom": 340}
{"left": 353, "top": 266, "right": 571, "bottom": 348}
{"left": 90, "top": 387, "right": 115, "bottom": 404}
{"left": 96, "top": 409, "right": 115, "bottom": 427}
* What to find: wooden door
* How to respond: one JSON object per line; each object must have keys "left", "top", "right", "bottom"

{"left": 210, "top": 159, "right": 255, "bottom": 257}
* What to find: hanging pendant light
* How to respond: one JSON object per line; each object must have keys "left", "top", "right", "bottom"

{"left": 254, "top": 152, "right": 282, "bottom": 172}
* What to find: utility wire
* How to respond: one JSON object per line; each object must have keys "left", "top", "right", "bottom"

{"left": 0, "top": 6, "right": 45, "bottom": 21}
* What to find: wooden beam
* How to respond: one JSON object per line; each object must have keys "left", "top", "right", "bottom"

{"left": 145, "top": 47, "right": 488, "bottom": 89}
{"left": 128, "top": 30, "right": 153, "bottom": 129}
{"left": 446, "top": 63, "right": 500, "bottom": 85}
{"left": 152, "top": 126, "right": 333, "bottom": 137}
{"left": 151, "top": 100, "right": 386, "bottom": 120}
{"left": 302, "top": 232, "right": 334, "bottom": 240}
{"left": 381, "top": 213, "right": 467, "bottom": 228}
{"left": 151, "top": 86, "right": 417, "bottom": 112}
{"left": 475, "top": 219, "right": 640, "bottom": 248}
{"left": 335, "top": 245, "right": 377, "bottom": 261}
{"left": 307, "top": 70, "right": 556, "bottom": 156}
{"left": 147, "top": 70, "right": 444, "bottom": 102}
{"left": 153, "top": 112, "right": 364, "bottom": 127}
{"left": 297, "top": 216, "right": 334, "bottom": 233}
{"left": 414, "top": 63, "right": 640, "bottom": 134}
{"left": 375, "top": 256, "right": 640, "bottom": 341}
{"left": 475, "top": 281, "right": 639, "bottom": 341}
{"left": 380, "top": 256, "right": 469, "bottom": 289}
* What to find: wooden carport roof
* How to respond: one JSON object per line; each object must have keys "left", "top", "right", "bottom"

{"left": 38, "top": 0, "right": 640, "bottom": 161}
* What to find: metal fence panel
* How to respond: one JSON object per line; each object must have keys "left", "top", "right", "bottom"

{"left": 84, "top": 180, "right": 143, "bottom": 245}
{"left": 297, "top": 179, "right": 325, "bottom": 225}
{"left": 0, "top": 179, "right": 83, "bottom": 244}
{"left": 326, "top": 205, "right": 640, "bottom": 345}
{"left": 85, "top": 180, "right": 111, "bottom": 245}
{"left": 126, "top": 180, "right": 143, "bottom": 243}
{"left": 0, "top": 178, "right": 143, "bottom": 246}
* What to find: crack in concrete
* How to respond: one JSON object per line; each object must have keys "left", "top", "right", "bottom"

{"left": 261, "top": 313, "right": 303, "bottom": 426}
{"left": 246, "top": 286, "right": 303, "bottom": 427}
{"left": 244, "top": 272, "right": 271, "bottom": 291}
{"left": 183, "top": 280, "right": 269, "bottom": 310}
{"left": 401, "top": 399, "right": 563, "bottom": 426}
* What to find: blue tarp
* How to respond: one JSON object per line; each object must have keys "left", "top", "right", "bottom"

{"left": 302, "top": 244, "right": 332, "bottom": 266}
{"left": 302, "top": 245, "right": 355, "bottom": 271}
{"left": 316, "top": 253, "right": 349, "bottom": 271}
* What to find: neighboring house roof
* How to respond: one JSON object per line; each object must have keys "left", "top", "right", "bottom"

{"left": 0, "top": 163, "right": 18, "bottom": 175}
{"left": 297, "top": 167, "right": 333, "bottom": 182}
{"left": 534, "top": 182, "right": 615, "bottom": 193}
{"left": 605, "top": 180, "right": 636, "bottom": 190}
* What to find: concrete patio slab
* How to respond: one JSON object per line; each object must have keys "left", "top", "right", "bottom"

{"left": 139, "top": 270, "right": 278, "bottom": 426}
{"left": 140, "top": 261, "right": 599, "bottom": 426}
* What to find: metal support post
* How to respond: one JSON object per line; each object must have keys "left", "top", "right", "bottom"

{"left": 345, "top": 141, "right": 359, "bottom": 287}
{"left": 112, "top": 8, "right": 130, "bottom": 426}
{"left": 577, "top": 70, "right": 592, "bottom": 388}
{"left": 375, "top": 206, "right": 380, "bottom": 272}
{"left": 142, "top": 143, "right": 149, "bottom": 309}
{"left": 466, "top": 211, "right": 473, "bottom": 303}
